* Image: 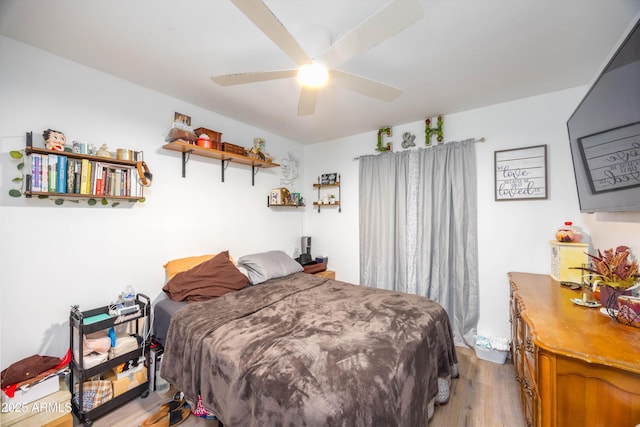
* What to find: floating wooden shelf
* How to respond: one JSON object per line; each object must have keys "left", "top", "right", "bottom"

{"left": 312, "top": 202, "right": 340, "bottom": 207}
{"left": 162, "top": 140, "right": 279, "bottom": 185}
{"left": 24, "top": 191, "right": 141, "bottom": 202}
{"left": 26, "top": 146, "right": 139, "bottom": 168}
{"left": 313, "top": 183, "right": 340, "bottom": 188}
{"left": 268, "top": 204, "right": 306, "bottom": 208}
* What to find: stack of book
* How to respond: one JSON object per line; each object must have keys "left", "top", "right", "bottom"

{"left": 29, "top": 153, "right": 143, "bottom": 198}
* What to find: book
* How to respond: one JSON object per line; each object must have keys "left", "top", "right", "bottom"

{"left": 73, "top": 160, "right": 81, "bottom": 194}
{"left": 41, "top": 155, "right": 48, "bottom": 193}
{"left": 31, "top": 154, "right": 41, "bottom": 192}
{"left": 93, "top": 162, "right": 103, "bottom": 196}
{"left": 89, "top": 161, "right": 96, "bottom": 194}
{"left": 66, "top": 159, "right": 75, "bottom": 193}
{"left": 80, "top": 159, "right": 89, "bottom": 195}
{"left": 122, "top": 168, "right": 128, "bottom": 196}
{"left": 85, "top": 161, "right": 92, "bottom": 194}
{"left": 48, "top": 154, "right": 58, "bottom": 193}
{"left": 56, "top": 155, "right": 67, "bottom": 193}
{"left": 114, "top": 169, "right": 122, "bottom": 196}
{"left": 100, "top": 166, "right": 107, "bottom": 196}
{"left": 105, "top": 168, "right": 113, "bottom": 196}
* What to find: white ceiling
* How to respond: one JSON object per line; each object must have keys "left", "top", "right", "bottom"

{"left": 1, "top": 0, "right": 639, "bottom": 143}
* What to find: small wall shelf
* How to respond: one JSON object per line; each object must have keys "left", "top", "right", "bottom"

{"left": 268, "top": 203, "right": 306, "bottom": 208}
{"left": 162, "top": 141, "right": 279, "bottom": 185}
{"left": 312, "top": 200, "right": 340, "bottom": 210}
{"left": 313, "top": 176, "right": 341, "bottom": 213}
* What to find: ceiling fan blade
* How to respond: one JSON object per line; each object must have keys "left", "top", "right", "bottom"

{"left": 330, "top": 70, "right": 402, "bottom": 102}
{"left": 231, "top": 0, "right": 312, "bottom": 67}
{"left": 319, "top": 0, "right": 424, "bottom": 69}
{"left": 212, "top": 69, "right": 298, "bottom": 86}
{"left": 297, "top": 87, "right": 319, "bottom": 116}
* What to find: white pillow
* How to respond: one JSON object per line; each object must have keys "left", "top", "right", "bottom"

{"left": 237, "top": 250, "right": 303, "bottom": 284}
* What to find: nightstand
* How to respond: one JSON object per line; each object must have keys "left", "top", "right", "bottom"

{"left": 314, "top": 270, "right": 335, "bottom": 279}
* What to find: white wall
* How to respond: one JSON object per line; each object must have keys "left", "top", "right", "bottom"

{"left": 0, "top": 37, "right": 305, "bottom": 367}
{"left": 3, "top": 35, "right": 640, "bottom": 369}
{"left": 304, "top": 87, "right": 640, "bottom": 342}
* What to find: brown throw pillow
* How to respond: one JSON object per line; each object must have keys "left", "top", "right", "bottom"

{"left": 162, "top": 251, "right": 249, "bottom": 302}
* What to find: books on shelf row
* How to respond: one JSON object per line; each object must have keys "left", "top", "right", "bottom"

{"left": 29, "top": 153, "right": 143, "bottom": 198}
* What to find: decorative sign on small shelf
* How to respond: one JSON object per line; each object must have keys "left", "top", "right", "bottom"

{"left": 320, "top": 173, "right": 338, "bottom": 185}
{"left": 494, "top": 144, "right": 547, "bottom": 201}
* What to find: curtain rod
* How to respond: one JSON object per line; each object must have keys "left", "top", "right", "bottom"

{"left": 352, "top": 137, "right": 485, "bottom": 160}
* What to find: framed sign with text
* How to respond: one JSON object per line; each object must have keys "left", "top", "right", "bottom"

{"left": 494, "top": 145, "right": 547, "bottom": 201}
{"left": 578, "top": 122, "right": 640, "bottom": 194}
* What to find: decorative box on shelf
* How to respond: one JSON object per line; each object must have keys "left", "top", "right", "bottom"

{"left": 193, "top": 127, "right": 222, "bottom": 150}
{"left": 222, "top": 142, "right": 245, "bottom": 156}
{"left": 549, "top": 240, "right": 589, "bottom": 284}
{"left": 193, "top": 127, "right": 222, "bottom": 144}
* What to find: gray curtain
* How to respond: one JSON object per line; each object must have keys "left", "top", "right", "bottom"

{"left": 359, "top": 140, "right": 478, "bottom": 347}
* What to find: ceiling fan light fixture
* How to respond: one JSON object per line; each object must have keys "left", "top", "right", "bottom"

{"left": 297, "top": 62, "right": 329, "bottom": 87}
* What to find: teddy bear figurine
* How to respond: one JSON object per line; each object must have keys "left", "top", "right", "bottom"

{"left": 43, "top": 129, "right": 66, "bottom": 151}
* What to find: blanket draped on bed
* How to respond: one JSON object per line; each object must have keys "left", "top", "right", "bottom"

{"left": 162, "top": 273, "right": 457, "bottom": 426}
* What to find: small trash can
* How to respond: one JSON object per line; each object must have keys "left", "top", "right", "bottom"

{"left": 474, "top": 335, "right": 509, "bottom": 364}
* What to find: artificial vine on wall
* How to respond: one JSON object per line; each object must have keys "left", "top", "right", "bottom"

{"left": 8, "top": 150, "right": 24, "bottom": 198}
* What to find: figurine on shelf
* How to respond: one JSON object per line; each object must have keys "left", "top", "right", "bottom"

{"left": 248, "top": 137, "right": 267, "bottom": 160}
{"left": 95, "top": 144, "right": 112, "bottom": 158}
{"left": 43, "top": 129, "right": 66, "bottom": 151}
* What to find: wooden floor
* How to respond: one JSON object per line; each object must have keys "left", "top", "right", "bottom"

{"left": 75, "top": 346, "right": 524, "bottom": 427}
{"left": 430, "top": 346, "right": 525, "bottom": 427}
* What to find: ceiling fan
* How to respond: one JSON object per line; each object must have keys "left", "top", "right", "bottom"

{"left": 212, "top": 0, "right": 424, "bottom": 116}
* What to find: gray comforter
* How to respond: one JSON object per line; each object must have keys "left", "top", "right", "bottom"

{"left": 162, "top": 273, "right": 457, "bottom": 426}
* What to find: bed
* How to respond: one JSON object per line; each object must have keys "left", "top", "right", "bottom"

{"left": 157, "top": 251, "right": 458, "bottom": 426}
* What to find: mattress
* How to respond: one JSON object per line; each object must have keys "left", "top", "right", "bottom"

{"left": 152, "top": 296, "right": 186, "bottom": 347}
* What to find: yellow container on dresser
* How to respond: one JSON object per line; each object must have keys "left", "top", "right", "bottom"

{"left": 549, "top": 240, "right": 589, "bottom": 284}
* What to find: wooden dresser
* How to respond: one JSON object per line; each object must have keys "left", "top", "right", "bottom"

{"left": 508, "top": 272, "right": 640, "bottom": 427}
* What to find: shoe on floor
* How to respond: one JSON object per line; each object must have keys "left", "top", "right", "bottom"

{"left": 146, "top": 407, "right": 191, "bottom": 427}
{"left": 140, "top": 394, "right": 187, "bottom": 427}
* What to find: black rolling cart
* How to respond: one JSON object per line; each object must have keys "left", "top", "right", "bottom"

{"left": 69, "top": 294, "right": 151, "bottom": 426}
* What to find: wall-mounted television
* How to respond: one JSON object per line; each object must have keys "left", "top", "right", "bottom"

{"left": 567, "top": 16, "right": 640, "bottom": 213}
